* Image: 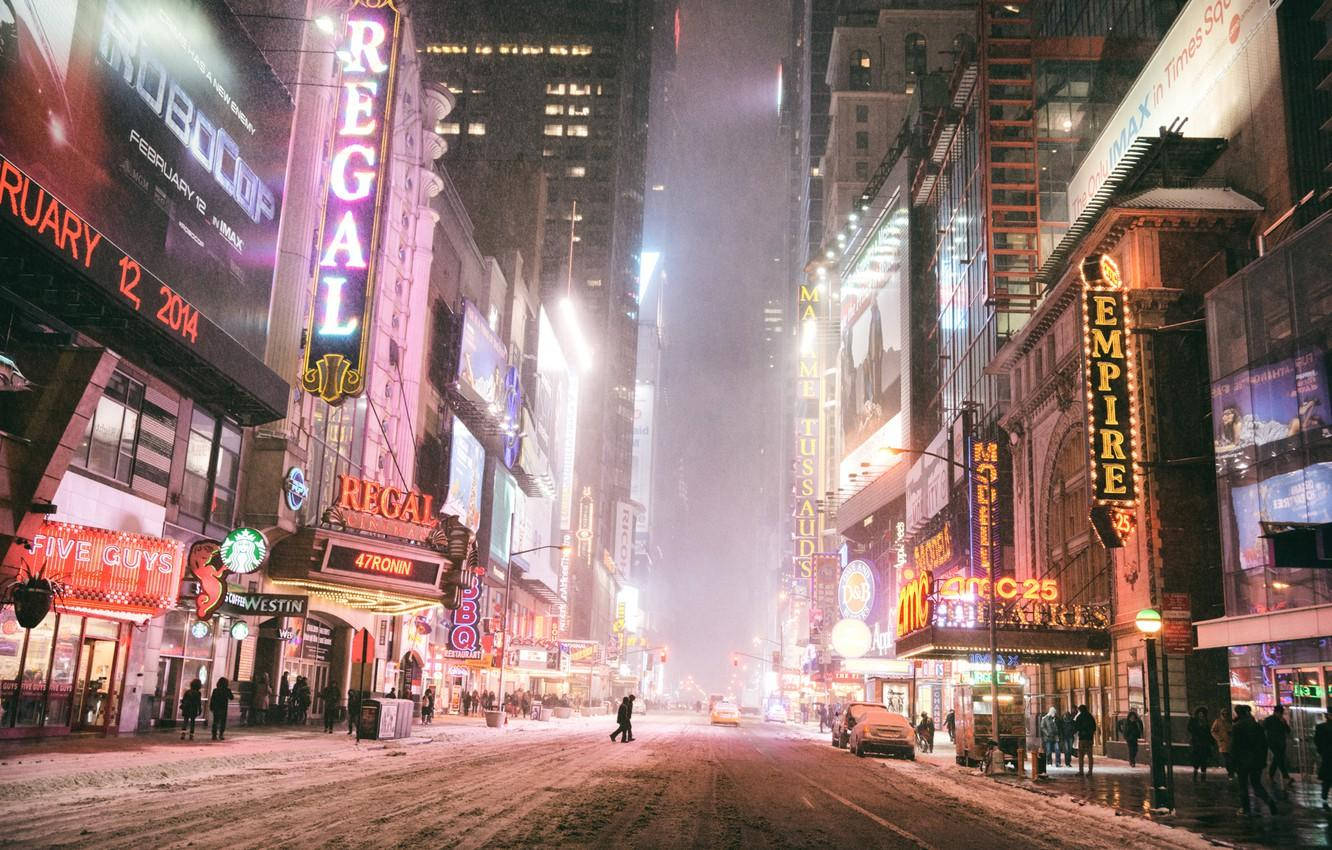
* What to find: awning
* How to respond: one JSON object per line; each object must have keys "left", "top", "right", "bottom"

{"left": 266, "top": 527, "right": 447, "bottom": 615}
{"left": 1195, "top": 604, "right": 1332, "bottom": 650}
{"left": 895, "top": 624, "right": 1110, "bottom": 663}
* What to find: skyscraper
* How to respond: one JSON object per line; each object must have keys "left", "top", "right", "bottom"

{"left": 417, "top": 1, "right": 653, "bottom": 640}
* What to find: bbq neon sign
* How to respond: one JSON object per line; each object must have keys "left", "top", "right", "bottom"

{"left": 301, "top": 0, "right": 402, "bottom": 405}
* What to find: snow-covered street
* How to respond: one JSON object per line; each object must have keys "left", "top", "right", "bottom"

{"left": 0, "top": 712, "right": 1219, "bottom": 848}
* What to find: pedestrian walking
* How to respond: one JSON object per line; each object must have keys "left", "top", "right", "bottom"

{"left": 251, "top": 671, "right": 272, "bottom": 725}
{"left": 293, "top": 676, "right": 312, "bottom": 724}
{"left": 1264, "top": 704, "right": 1294, "bottom": 793}
{"left": 461, "top": 689, "right": 471, "bottom": 716}
{"left": 610, "top": 696, "right": 631, "bottom": 742}
{"left": 916, "top": 712, "right": 934, "bottom": 753}
{"left": 1074, "top": 704, "right": 1097, "bottom": 775}
{"left": 1233, "top": 704, "right": 1278, "bottom": 816}
{"left": 1040, "top": 706, "right": 1061, "bottom": 768}
{"left": 1316, "top": 711, "right": 1332, "bottom": 809}
{"left": 422, "top": 687, "right": 436, "bottom": 725}
{"left": 321, "top": 683, "right": 340, "bottom": 733}
{"left": 209, "top": 677, "right": 233, "bottom": 741}
{"left": 624, "top": 694, "right": 636, "bottom": 741}
{"left": 818, "top": 704, "right": 828, "bottom": 733}
{"left": 1119, "top": 709, "right": 1143, "bottom": 768}
{"left": 945, "top": 708, "right": 956, "bottom": 744}
{"left": 1188, "top": 706, "right": 1215, "bottom": 780}
{"left": 1059, "top": 709, "right": 1076, "bottom": 768}
{"left": 1213, "top": 708, "right": 1235, "bottom": 779}
{"left": 347, "top": 689, "right": 361, "bottom": 735}
{"left": 179, "top": 678, "right": 203, "bottom": 740}
{"left": 278, "top": 671, "right": 291, "bottom": 716}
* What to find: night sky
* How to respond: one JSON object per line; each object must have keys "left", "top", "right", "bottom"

{"left": 646, "top": 0, "right": 789, "bottom": 697}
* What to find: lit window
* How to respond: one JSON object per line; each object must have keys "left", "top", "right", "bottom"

{"left": 573, "top": 45, "right": 593, "bottom": 56}
{"left": 544, "top": 124, "right": 564, "bottom": 136}
{"left": 587, "top": 279, "right": 602, "bottom": 287}
{"left": 568, "top": 105, "right": 590, "bottom": 116}
{"left": 438, "top": 122, "right": 461, "bottom": 135}
{"left": 467, "top": 122, "right": 486, "bottom": 135}
{"left": 522, "top": 45, "right": 544, "bottom": 55}
{"left": 545, "top": 104, "right": 565, "bottom": 115}
{"left": 546, "top": 83, "right": 567, "bottom": 95}
{"left": 569, "top": 83, "right": 591, "bottom": 96}
{"left": 651, "top": 184, "right": 665, "bottom": 191}
{"left": 567, "top": 166, "right": 586, "bottom": 177}
{"left": 550, "top": 44, "right": 569, "bottom": 55}
{"left": 499, "top": 44, "right": 517, "bottom": 54}
{"left": 567, "top": 124, "right": 589, "bottom": 137}
{"left": 543, "top": 148, "right": 556, "bottom": 157}
{"left": 474, "top": 44, "right": 493, "bottom": 55}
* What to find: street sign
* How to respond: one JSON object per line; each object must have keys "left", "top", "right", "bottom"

{"left": 1162, "top": 593, "right": 1193, "bottom": 655}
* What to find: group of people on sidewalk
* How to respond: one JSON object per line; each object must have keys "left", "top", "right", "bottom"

{"left": 176, "top": 678, "right": 236, "bottom": 741}
{"left": 1039, "top": 705, "right": 1100, "bottom": 774}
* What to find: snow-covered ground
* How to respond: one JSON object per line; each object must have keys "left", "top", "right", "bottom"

{"left": 0, "top": 713, "right": 1227, "bottom": 848}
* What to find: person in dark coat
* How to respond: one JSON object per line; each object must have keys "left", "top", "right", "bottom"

{"left": 1188, "top": 706, "right": 1214, "bottom": 780}
{"left": 347, "top": 689, "right": 361, "bottom": 735}
{"left": 1119, "top": 709, "right": 1144, "bottom": 768}
{"left": 623, "top": 694, "right": 636, "bottom": 741}
{"left": 1074, "top": 704, "right": 1097, "bottom": 775}
{"left": 209, "top": 678, "right": 233, "bottom": 741}
{"left": 179, "top": 678, "right": 203, "bottom": 740}
{"left": 461, "top": 689, "right": 471, "bottom": 716}
{"left": 1264, "top": 704, "right": 1294, "bottom": 792}
{"left": 1233, "top": 704, "right": 1278, "bottom": 815}
{"left": 1315, "top": 711, "right": 1332, "bottom": 809}
{"left": 610, "top": 696, "right": 631, "bottom": 742}
{"left": 278, "top": 672, "right": 291, "bottom": 714}
{"left": 320, "top": 683, "right": 340, "bottom": 733}
{"left": 945, "top": 709, "right": 957, "bottom": 743}
{"left": 1059, "top": 709, "right": 1076, "bottom": 767}
{"left": 422, "top": 687, "right": 436, "bottom": 725}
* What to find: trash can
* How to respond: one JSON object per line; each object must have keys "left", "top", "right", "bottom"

{"left": 357, "top": 699, "right": 381, "bottom": 739}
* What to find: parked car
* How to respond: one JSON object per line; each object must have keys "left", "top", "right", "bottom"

{"left": 830, "top": 702, "right": 886, "bottom": 749}
{"left": 848, "top": 709, "right": 916, "bottom": 759}
{"left": 764, "top": 702, "right": 787, "bottom": 723}
{"left": 710, "top": 700, "right": 740, "bottom": 726}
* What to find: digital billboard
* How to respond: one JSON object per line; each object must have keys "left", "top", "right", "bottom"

{"left": 444, "top": 417, "right": 485, "bottom": 532}
{"left": 0, "top": 0, "right": 292, "bottom": 355}
{"left": 489, "top": 465, "right": 518, "bottom": 573}
{"left": 839, "top": 195, "right": 905, "bottom": 459}
{"left": 457, "top": 300, "right": 521, "bottom": 466}
{"left": 1229, "top": 463, "right": 1332, "bottom": 570}
{"left": 1212, "top": 348, "right": 1331, "bottom": 474}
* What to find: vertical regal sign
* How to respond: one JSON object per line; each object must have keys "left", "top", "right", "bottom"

{"left": 793, "top": 277, "right": 821, "bottom": 582}
{"left": 301, "top": 1, "right": 403, "bottom": 405}
{"left": 1080, "top": 253, "right": 1140, "bottom": 547}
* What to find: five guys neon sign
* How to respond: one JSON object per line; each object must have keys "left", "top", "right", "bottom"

{"left": 301, "top": 0, "right": 402, "bottom": 405}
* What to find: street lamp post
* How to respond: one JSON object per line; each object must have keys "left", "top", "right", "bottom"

{"left": 1135, "top": 608, "right": 1173, "bottom": 812}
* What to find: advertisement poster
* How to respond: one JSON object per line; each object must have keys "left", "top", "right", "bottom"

{"left": 445, "top": 417, "right": 485, "bottom": 531}
{"left": 456, "top": 301, "right": 521, "bottom": 465}
{"left": 489, "top": 466, "right": 518, "bottom": 570}
{"left": 1212, "top": 349, "right": 1331, "bottom": 473}
{"left": 839, "top": 193, "right": 906, "bottom": 457}
{"left": 1229, "top": 462, "right": 1332, "bottom": 570}
{"left": 0, "top": 0, "right": 292, "bottom": 354}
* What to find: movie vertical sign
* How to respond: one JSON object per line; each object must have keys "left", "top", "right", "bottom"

{"left": 1080, "top": 253, "right": 1140, "bottom": 547}
{"left": 301, "top": 0, "right": 402, "bottom": 405}
{"left": 793, "top": 276, "right": 821, "bottom": 582}
{"left": 968, "top": 438, "right": 999, "bottom": 579}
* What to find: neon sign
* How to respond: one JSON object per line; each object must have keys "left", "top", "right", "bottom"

{"left": 30, "top": 521, "right": 184, "bottom": 617}
{"left": 331, "top": 473, "right": 438, "bottom": 542}
{"left": 895, "top": 569, "right": 932, "bottom": 638}
{"left": 1080, "top": 253, "right": 1140, "bottom": 547}
{"left": 969, "top": 439, "right": 999, "bottom": 578}
{"left": 793, "top": 277, "right": 820, "bottom": 580}
{"left": 938, "top": 576, "right": 1058, "bottom": 602}
{"left": 838, "top": 560, "right": 875, "bottom": 620}
{"left": 301, "top": 0, "right": 402, "bottom": 405}
{"left": 445, "top": 583, "right": 483, "bottom": 659}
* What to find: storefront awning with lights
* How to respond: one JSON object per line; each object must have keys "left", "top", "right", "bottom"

{"left": 895, "top": 623, "right": 1110, "bottom": 663}
{"left": 266, "top": 527, "right": 446, "bottom": 615}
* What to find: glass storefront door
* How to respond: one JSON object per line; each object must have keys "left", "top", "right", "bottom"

{"left": 1275, "top": 666, "right": 1326, "bottom": 775}
{"left": 71, "top": 638, "right": 118, "bottom": 730}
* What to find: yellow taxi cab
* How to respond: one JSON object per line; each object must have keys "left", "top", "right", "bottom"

{"left": 710, "top": 700, "right": 740, "bottom": 726}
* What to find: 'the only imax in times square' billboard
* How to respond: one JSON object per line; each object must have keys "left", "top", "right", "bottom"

{"left": 0, "top": 0, "right": 293, "bottom": 354}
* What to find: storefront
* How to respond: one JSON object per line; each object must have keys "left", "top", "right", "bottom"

{"left": 1, "top": 521, "right": 186, "bottom": 737}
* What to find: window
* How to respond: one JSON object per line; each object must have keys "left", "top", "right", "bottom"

{"left": 855, "top": 131, "right": 869, "bottom": 150}
{"left": 1045, "top": 429, "right": 1109, "bottom": 604}
{"left": 849, "top": 49, "right": 871, "bottom": 90}
{"left": 567, "top": 124, "right": 589, "bottom": 137}
{"left": 545, "top": 104, "right": 564, "bottom": 115}
{"left": 544, "top": 124, "right": 564, "bottom": 136}
{"left": 854, "top": 161, "right": 869, "bottom": 179}
{"left": 587, "top": 279, "right": 602, "bottom": 288}
{"left": 566, "top": 166, "right": 586, "bottom": 177}
{"left": 75, "top": 372, "right": 145, "bottom": 485}
{"left": 178, "top": 407, "right": 243, "bottom": 532}
{"left": 546, "top": 83, "right": 567, "bottom": 95}
{"left": 569, "top": 83, "right": 591, "bottom": 96}
{"left": 437, "top": 122, "right": 460, "bottom": 135}
{"left": 568, "top": 105, "right": 590, "bottom": 116}
{"left": 855, "top": 105, "right": 869, "bottom": 123}
{"left": 905, "top": 34, "right": 928, "bottom": 79}
{"left": 467, "top": 122, "right": 486, "bottom": 135}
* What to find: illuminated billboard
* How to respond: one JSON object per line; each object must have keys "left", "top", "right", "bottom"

{"left": 445, "top": 417, "right": 485, "bottom": 532}
{"left": 457, "top": 301, "right": 522, "bottom": 466}
{"left": 302, "top": 0, "right": 402, "bottom": 405}
{"left": 1212, "top": 348, "right": 1331, "bottom": 474}
{"left": 0, "top": 0, "right": 292, "bottom": 355}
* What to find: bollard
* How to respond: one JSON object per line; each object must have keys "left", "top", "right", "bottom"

{"left": 1016, "top": 747, "right": 1025, "bottom": 776}
{"left": 1031, "top": 749, "right": 1041, "bottom": 779}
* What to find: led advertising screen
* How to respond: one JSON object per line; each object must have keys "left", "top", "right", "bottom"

{"left": 839, "top": 195, "right": 905, "bottom": 457}
{"left": 1229, "top": 463, "right": 1332, "bottom": 570}
{"left": 1212, "top": 349, "right": 1332, "bottom": 474}
{"left": 0, "top": 0, "right": 293, "bottom": 355}
{"left": 444, "top": 417, "right": 485, "bottom": 531}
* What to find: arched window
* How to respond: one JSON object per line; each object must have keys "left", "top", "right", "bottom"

{"left": 1045, "top": 428, "right": 1109, "bottom": 604}
{"left": 848, "top": 49, "right": 871, "bottom": 91}
{"left": 905, "top": 34, "right": 927, "bottom": 80}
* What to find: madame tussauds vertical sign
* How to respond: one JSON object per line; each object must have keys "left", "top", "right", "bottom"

{"left": 301, "top": 0, "right": 402, "bottom": 405}
{"left": 1080, "top": 253, "right": 1140, "bottom": 546}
